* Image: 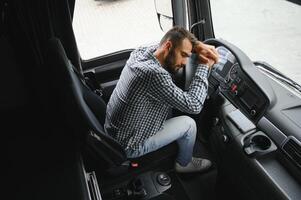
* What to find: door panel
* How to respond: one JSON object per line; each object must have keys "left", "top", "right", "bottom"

{"left": 82, "top": 51, "right": 131, "bottom": 101}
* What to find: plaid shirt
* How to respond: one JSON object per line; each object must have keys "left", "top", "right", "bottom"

{"left": 104, "top": 44, "right": 209, "bottom": 151}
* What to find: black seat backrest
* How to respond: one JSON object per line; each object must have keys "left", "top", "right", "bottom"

{"left": 71, "top": 65, "right": 107, "bottom": 125}
{"left": 46, "top": 37, "right": 127, "bottom": 168}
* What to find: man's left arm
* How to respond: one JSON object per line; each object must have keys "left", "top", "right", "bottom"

{"left": 149, "top": 64, "right": 209, "bottom": 114}
{"left": 193, "top": 41, "right": 219, "bottom": 67}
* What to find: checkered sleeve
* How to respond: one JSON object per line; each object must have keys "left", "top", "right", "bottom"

{"left": 149, "top": 64, "right": 209, "bottom": 114}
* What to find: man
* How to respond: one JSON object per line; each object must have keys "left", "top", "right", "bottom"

{"left": 105, "top": 26, "right": 219, "bottom": 173}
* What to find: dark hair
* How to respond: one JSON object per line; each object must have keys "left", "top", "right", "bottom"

{"left": 159, "top": 26, "right": 198, "bottom": 49}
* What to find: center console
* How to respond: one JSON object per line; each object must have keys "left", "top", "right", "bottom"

{"left": 100, "top": 171, "right": 173, "bottom": 200}
{"left": 82, "top": 161, "right": 174, "bottom": 200}
{"left": 208, "top": 46, "right": 269, "bottom": 123}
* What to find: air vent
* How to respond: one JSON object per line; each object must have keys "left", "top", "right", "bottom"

{"left": 282, "top": 136, "right": 301, "bottom": 168}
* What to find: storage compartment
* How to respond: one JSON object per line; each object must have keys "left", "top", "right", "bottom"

{"left": 243, "top": 131, "right": 277, "bottom": 157}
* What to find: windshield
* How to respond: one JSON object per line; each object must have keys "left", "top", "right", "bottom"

{"left": 210, "top": 0, "right": 301, "bottom": 85}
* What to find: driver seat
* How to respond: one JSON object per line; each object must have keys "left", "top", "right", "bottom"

{"left": 46, "top": 38, "right": 177, "bottom": 175}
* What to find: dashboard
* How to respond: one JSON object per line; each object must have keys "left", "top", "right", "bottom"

{"left": 202, "top": 40, "right": 301, "bottom": 200}
{"left": 208, "top": 46, "right": 268, "bottom": 123}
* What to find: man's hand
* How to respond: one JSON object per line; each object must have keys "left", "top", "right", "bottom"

{"left": 194, "top": 41, "right": 219, "bottom": 68}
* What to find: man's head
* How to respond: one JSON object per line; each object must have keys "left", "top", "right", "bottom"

{"left": 159, "top": 26, "right": 198, "bottom": 74}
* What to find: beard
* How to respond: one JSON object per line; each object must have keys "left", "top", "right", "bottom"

{"left": 163, "top": 48, "right": 179, "bottom": 74}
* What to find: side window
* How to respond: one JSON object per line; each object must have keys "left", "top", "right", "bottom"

{"left": 72, "top": 0, "right": 173, "bottom": 60}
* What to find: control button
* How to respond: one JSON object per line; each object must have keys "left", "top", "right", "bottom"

{"left": 213, "top": 117, "right": 219, "bottom": 126}
{"left": 156, "top": 173, "right": 171, "bottom": 186}
{"left": 231, "top": 84, "right": 237, "bottom": 93}
{"left": 131, "top": 162, "right": 139, "bottom": 168}
{"left": 221, "top": 134, "right": 229, "bottom": 143}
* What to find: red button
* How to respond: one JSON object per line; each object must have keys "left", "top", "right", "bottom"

{"left": 131, "top": 162, "right": 139, "bottom": 168}
{"left": 231, "top": 84, "right": 237, "bottom": 92}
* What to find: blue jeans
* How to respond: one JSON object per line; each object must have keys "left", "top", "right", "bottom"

{"left": 125, "top": 115, "right": 197, "bottom": 166}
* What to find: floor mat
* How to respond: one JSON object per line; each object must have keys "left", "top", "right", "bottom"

{"left": 172, "top": 138, "right": 218, "bottom": 200}
{"left": 176, "top": 169, "right": 217, "bottom": 200}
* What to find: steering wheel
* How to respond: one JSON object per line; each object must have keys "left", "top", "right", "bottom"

{"left": 184, "top": 38, "right": 274, "bottom": 121}
{"left": 184, "top": 53, "right": 199, "bottom": 91}
{"left": 184, "top": 38, "right": 260, "bottom": 92}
